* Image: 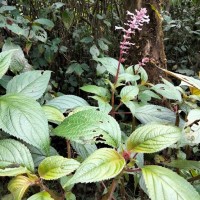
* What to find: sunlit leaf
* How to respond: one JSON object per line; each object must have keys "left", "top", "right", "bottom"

{"left": 7, "top": 71, "right": 51, "bottom": 100}
{"left": 0, "top": 139, "right": 34, "bottom": 172}
{"left": 65, "top": 148, "right": 125, "bottom": 186}
{"left": 142, "top": 165, "right": 200, "bottom": 200}
{"left": 0, "top": 94, "right": 50, "bottom": 154}
{"left": 120, "top": 86, "right": 139, "bottom": 103}
{"left": 8, "top": 174, "right": 38, "bottom": 200}
{"left": 38, "top": 156, "right": 80, "bottom": 180}
{"left": 54, "top": 109, "right": 121, "bottom": 148}
{"left": 127, "top": 123, "right": 181, "bottom": 153}
{"left": 27, "top": 191, "right": 54, "bottom": 200}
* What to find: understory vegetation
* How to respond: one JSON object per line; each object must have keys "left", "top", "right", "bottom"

{"left": 0, "top": 1, "right": 200, "bottom": 200}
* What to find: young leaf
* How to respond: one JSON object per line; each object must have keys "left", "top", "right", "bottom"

{"left": 165, "top": 160, "right": 200, "bottom": 170}
{"left": 46, "top": 95, "right": 89, "bottom": 113}
{"left": 0, "top": 94, "right": 50, "bottom": 154}
{"left": 42, "top": 105, "right": 65, "bottom": 124}
{"left": 6, "top": 71, "right": 51, "bottom": 100}
{"left": 54, "top": 109, "right": 121, "bottom": 148}
{"left": 8, "top": 174, "right": 38, "bottom": 200}
{"left": 0, "top": 50, "right": 15, "bottom": 79}
{"left": 81, "top": 85, "right": 110, "bottom": 98}
{"left": 0, "top": 166, "right": 28, "bottom": 177}
{"left": 94, "top": 57, "right": 124, "bottom": 76}
{"left": 65, "top": 148, "right": 126, "bottom": 186}
{"left": 34, "top": 18, "right": 54, "bottom": 31}
{"left": 142, "top": 165, "right": 200, "bottom": 200}
{"left": 38, "top": 156, "right": 80, "bottom": 180}
{"left": 27, "top": 191, "right": 54, "bottom": 200}
{"left": 120, "top": 86, "right": 139, "bottom": 103}
{"left": 0, "top": 139, "right": 34, "bottom": 172}
{"left": 127, "top": 123, "right": 181, "bottom": 153}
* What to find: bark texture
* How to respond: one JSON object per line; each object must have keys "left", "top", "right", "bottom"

{"left": 124, "top": 0, "right": 167, "bottom": 83}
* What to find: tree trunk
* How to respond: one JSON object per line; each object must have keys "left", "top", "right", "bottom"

{"left": 124, "top": 0, "right": 167, "bottom": 83}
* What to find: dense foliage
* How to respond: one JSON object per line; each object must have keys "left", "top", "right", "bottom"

{"left": 0, "top": 1, "right": 200, "bottom": 200}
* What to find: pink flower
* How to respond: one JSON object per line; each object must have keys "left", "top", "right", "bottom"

{"left": 115, "top": 8, "right": 150, "bottom": 61}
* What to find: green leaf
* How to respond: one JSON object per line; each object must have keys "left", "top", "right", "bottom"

{"left": 90, "top": 45, "right": 100, "bottom": 58}
{"left": 6, "top": 71, "right": 51, "bottom": 100}
{"left": 0, "top": 50, "right": 15, "bottom": 79}
{"left": 34, "top": 18, "right": 54, "bottom": 31}
{"left": 134, "top": 65, "right": 148, "bottom": 83}
{"left": 38, "top": 156, "right": 80, "bottom": 180}
{"left": 8, "top": 174, "right": 38, "bottom": 200}
{"left": 0, "top": 94, "right": 50, "bottom": 154}
{"left": 165, "top": 160, "right": 200, "bottom": 170}
{"left": 135, "top": 105, "right": 178, "bottom": 124}
{"left": 42, "top": 105, "right": 65, "bottom": 124}
{"left": 62, "top": 10, "right": 74, "bottom": 30}
{"left": 32, "top": 25, "right": 47, "bottom": 43}
{"left": 81, "top": 85, "right": 110, "bottom": 98}
{"left": 152, "top": 78, "right": 182, "bottom": 102}
{"left": 28, "top": 146, "right": 58, "bottom": 167}
{"left": 120, "top": 86, "right": 139, "bottom": 103}
{"left": 0, "top": 166, "right": 28, "bottom": 177}
{"left": 0, "top": 75, "right": 12, "bottom": 89}
{"left": 94, "top": 57, "right": 124, "bottom": 76}
{"left": 65, "top": 148, "right": 125, "bottom": 186}
{"left": 127, "top": 123, "right": 181, "bottom": 153}
{"left": 142, "top": 165, "right": 200, "bottom": 200}
{"left": 187, "top": 109, "right": 200, "bottom": 124}
{"left": 71, "top": 141, "right": 97, "bottom": 159}
{"left": 27, "top": 191, "right": 54, "bottom": 200}
{"left": 92, "top": 95, "right": 112, "bottom": 113}
{"left": 54, "top": 109, "right": 121, "bottom": 148}
{"left": 0, "top": 139, "right": 34, "bottom": 172}
{"left": 65, "top": 192, "right": 76, "bottom": 200}
{"left": 2, "top": 40, "right": 31, "bottom": 73}
{"left": 46, "top": 95, "right": 89, "bottom": 113}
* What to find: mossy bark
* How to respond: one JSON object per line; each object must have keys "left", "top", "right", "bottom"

{"left": 124, "top": 0, "right": 167, "bottom": 83}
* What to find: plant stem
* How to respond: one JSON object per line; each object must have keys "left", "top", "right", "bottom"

{"left": 66, "top": 139, "right": 71, "bottom": 158}
{"left": 108, "top": 178, "right": 118, "bottom": 200}
{"left": 124, "top": 168, "right": 141, "bottom": 173}
{"left": 188, "top": 175, "right": 200, "bottom": 182}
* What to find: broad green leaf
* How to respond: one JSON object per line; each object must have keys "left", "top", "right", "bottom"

{"left": 142, "top": 165, "right": 200, "bottom": 200}
{"left": 90, "top": 45, "right": 100, "bottom": 58}
{"left": 187, "top": 109, "right": 200, "bottom": 124}
{"left": 32, "top": 25, "right": 47, "bottom": 43}
{"left": 54, "top": 109, "right": 121, "bottom": 148}
{"left": 71, "top": 141, "right": 97, "bottom": 159}
{"left": 42, "top": 105, "right": 65, "bottom": 124}
{"left": 134, "top": 65, "right": 148, "bottom": 83}
{"left": 120, "top": 86, "right": 139, "bottom": 103}
{"left": 0, "top": 94, "right": 50, "bottom": 154}
{"left": 94, "top": 57, "right": 124, "bottom": 76}
{"left": 27, "top": 191, "right": 54, "bottom": 200}
{"left": 0, "top": 75, "right": 12, "bottom": 89}
{"left": 62, "top": 10, "right": 74, "bottom": 30}
{"left": 92, "top": 95, "right": 112, "bottom": 113}
{"left": 38, "top": 156, "right": 80, "bottom": 180}
{"left": 0, "top": 166, "right": 28, "bottom": 177}
{"left": 65, "top": 192, "right": 76, "bottom": 200}
{"left": 2, "top": 40, "right": 31, "bottom": 73}
{"left": 46, "top": 95, "right": 89, "bottom": 113}
{"left": 34, "top": 18, "right": 54, "bottom": 30}
{"left": 118, "top": 73, "right": 140, "bottom": 83}
{"left": 152, "top": 78, "right": 182, "bottom": 102}
{"left": 165, "top": 160, "right": 200, "bottom": 170}
{"left": 6, "top": 71, "right": 51, "bottom": 100}
{"left": 0, "top": 50, "right": 15, "bottom": 79}
{"left": 81, "top": 85, "right": 110, "bottom": 98}
{"left": 8, "top": 174, "right": 38, "bottom": 200}
{"left": 0, "top": 139, "right": 34, "bottom": 172}
{"left": 65, "top": 148, "right": 126, "bottom": 186}
{"left": 28, "top": 145, "right": 58, "bottom": 167}
{"left": 135, "top": 105, "right": 180, "bottom": 125}
{"left": 127, "top": 123, "right": 181, "bottom": 153}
